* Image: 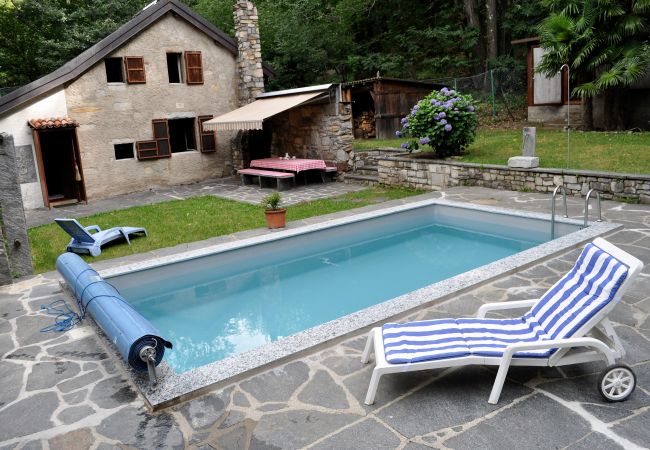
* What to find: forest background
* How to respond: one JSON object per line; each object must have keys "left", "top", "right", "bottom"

{"left": 0, "top": 0, "right": 546, "bottom": 91}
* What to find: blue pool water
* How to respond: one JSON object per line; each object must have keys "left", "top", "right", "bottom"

{"left": 120, "top": 221, "right": 543, "bottom": 373}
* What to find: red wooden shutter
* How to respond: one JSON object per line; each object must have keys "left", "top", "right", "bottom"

{"left": 198, "top": 115, "right": 217, "bottom": 153}
{"left": 136, "top": 140, "right": 159, "bottom": 160}
{"left": 124, "top": 56, "right": 146, "bottom": 83}
{"left": 152, "top": 119, "right": 171, "bottom": 157}
{"left": 184, "top": 51, "right": 203, "bottom": 84}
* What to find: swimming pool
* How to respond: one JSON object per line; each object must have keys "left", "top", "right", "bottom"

{"left": 101, "top": 197, "right": 619, "bottom": 407}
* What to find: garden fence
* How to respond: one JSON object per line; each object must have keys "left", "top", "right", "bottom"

{"left": 431, "top": 68, "right": 527, "bottom": 120}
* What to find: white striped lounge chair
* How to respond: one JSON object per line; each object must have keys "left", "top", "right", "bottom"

{"left": 361, "top": 238, "right": 644, "bottom": 405}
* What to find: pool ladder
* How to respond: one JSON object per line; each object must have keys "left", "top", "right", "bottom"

{"left": 551, "top": 186, "right": 602, "bottom": 239}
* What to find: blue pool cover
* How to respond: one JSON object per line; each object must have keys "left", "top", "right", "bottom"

{"left": 56, "top": 253, "right": 171, "bottom": 372}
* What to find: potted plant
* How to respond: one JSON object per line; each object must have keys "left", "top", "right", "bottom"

{"left": 262, "top": 191, "right": 286, "bottom": 229}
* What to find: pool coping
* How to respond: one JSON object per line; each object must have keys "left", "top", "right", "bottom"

{"left": 97, "top": 197, "right": 621, "bottom": 409}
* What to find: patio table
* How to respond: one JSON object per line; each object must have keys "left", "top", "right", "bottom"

{"left": 250, "top": 157, "right": 327, "bottom": 173}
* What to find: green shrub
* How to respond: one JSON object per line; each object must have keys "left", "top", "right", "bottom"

{"left": 396, "top": 87, "right": 479, "bottom": 158}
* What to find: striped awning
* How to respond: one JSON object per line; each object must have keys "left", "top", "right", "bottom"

{"left": 203, "top": 91, "right": 327, "bottom": 131}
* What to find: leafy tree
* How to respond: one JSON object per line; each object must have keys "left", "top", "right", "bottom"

{"left": 0, "top": 0, "right": 147, "bottom": 87}
{"left": 537, "top": 0, "right": 650, "bottom": 129}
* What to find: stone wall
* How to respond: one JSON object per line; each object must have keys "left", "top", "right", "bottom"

{"left": 0, "top": 133, "right": 33, "bottom": 282}
{"left": 64, "top": 13, "right": 238, "bottom": 201}
{"left": 268, "top": 102, "right": 354, "bottom": 170}
{"left": 378, "top": 155, "right": 650, "bottom": 203}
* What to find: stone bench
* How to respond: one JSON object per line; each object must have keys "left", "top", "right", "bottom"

{"left": 238, "top": 168, "right": 295, "bottom": 191}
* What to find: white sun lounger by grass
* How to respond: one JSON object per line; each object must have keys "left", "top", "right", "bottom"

{"left": 55, "top": 218, "right": 147, "bottom": 257}
{"left": 361, "top": 238, "right": 644, "bottom": 405}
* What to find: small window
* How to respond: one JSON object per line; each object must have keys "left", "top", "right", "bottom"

{"left": 114, "top": 143, "right": 134, "bottom": 160}
{"left": 124, "top": 56, "right": 146, "bottom": 83}
{"left": 166, "top": 53, "right": 183, "bottom": 83}
{"left": 105, "top": 58, "right": 124, "bottom": 83}
{"left": 184, "top": 51, "right": 203, "bottom": 84}
{"left": 168, "top": 118, "right": 196, "bottom": 153}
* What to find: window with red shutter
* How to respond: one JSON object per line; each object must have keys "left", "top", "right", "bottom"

{"left": 135, "top": 119, "right": 171, "bottom": 160}
{"left": 184, "top": 51, "right": 203, "bottom": 85}
{"left": 136, "top": 140, "right": 159, "bottom": 160}
{"left": 124, "top": 56, "right": 146, "bottom": 83}
{"left": 198, "top": 116, "right": 217, "bottom": 153}
{"left": 152, "top": 119, "right": 171, "bottom": 156}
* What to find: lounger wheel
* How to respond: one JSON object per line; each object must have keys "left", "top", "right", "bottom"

{"left": 598, "top": 364, "right": 636, "bottom": 402}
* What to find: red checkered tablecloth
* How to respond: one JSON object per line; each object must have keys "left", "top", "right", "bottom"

{"left": 250, "top": 158, "right": 326, "bottom": 173}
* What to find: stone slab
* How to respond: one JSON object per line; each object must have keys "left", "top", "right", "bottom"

{"left": 508, "top": 156, "right": 539, "bottom": 169}
{"left": 440, "top": 394, "right": 591, "bottom": 449}
{"left": 311, "top": 418, "right": 400, "bottom": 450}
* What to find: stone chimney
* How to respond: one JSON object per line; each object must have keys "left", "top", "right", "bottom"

{"left": 234, "top": 1, "right": 265, "bottom": 106}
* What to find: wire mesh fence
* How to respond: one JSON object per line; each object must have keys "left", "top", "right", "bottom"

{"left": 431, "top": 68, "right": 527, "bottom": 121}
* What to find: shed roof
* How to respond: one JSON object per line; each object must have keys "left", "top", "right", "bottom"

{"left": 0, "top": 0, "right": 274, "bottom": 116}
{"left": 342, "top": 77, "right": 443, "bottom": 89}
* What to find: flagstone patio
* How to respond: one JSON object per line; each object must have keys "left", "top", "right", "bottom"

{"left": 1, "top": 186, "right": 649, "bottom": 449}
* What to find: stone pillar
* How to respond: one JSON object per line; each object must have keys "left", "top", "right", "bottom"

{"left": 233, "top": 1, "right": 265, "bottom": 170}
{"left": 0, "top": 133, "right": 33, "bottom": 281}
{"left": 234, "top": 1, "right": 265, "bottom": 107}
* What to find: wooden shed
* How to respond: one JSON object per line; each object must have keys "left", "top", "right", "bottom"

{"left": 341, "top": 77, "right": 443, "bottom": 139}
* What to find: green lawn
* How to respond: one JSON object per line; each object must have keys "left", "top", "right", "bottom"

{"left": 29, "top": 186, "right": 423, "bottom": 274}
{"left": 353, "top": 129, "right": 650, "bottom": 174}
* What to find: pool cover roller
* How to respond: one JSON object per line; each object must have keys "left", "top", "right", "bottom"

{"left": 56, "top": 252, "right": 172, "bottom": 373}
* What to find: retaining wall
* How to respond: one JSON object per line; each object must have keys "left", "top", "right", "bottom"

{"left": 377, "top": 155, "right": 650, "bottom": 203}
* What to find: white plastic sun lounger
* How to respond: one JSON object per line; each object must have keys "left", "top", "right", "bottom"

{"left": 55, "top": 218, "right": 147, "bottom": 257}
{"left": 361, "top": 238, "right": 644, "bottom": 405}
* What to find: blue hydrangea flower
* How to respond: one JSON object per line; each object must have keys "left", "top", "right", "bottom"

{"left": 439, "top": 112, "right": 446, "bottom": 118}
{"left": 444, "top": 124, "right": 452, "bottom": 132}
{"left": 395, "top": 130, "right": 402, "bottom": 137}
{"left": 439, "top": 119, "right": 447, "bottom": 125}
{"left": 400, "top": 143, "right": 409, "bottom": 149}
{"left": 440, "top": 87, "right": 449, "bottom": 94}
{"left": 403, "top": 123, "right": 409, "bottom": 128}
{"left": 401, "top": 117, "right": 409, "bottom": 124}
{"left": 430, "top": 99, "right": 436, "bottom": 105}
{"left": 433, "top": 113, "right": 440, "bottom": 120}
{"left": 467, "top": 105, "right": 475, "bottom": 112}
{"left": 413, "top": 104, "right": 419, "bottom": 111}
{"left": 419, "top": 137, "right": 431, "bottom": 145}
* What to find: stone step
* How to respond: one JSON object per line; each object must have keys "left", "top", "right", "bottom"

{"left": 354, "top": 165, "right": 378, "bottom": 176}
{"left": 344, "top": 173, "right": 380, "bottom": 186}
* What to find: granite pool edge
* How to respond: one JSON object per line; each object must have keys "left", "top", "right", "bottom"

{"left": 93, "top": 200, "right": 621, "bottom": 409}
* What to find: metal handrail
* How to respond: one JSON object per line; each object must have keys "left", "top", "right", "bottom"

{"left": 551, "top": 185, "right": 569, "bottom": 239}
{"left": 584, "top": 189, "right": 602, "bottom": 227}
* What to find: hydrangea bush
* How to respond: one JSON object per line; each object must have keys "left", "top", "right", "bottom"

{"left": 395, "top": 87, "right": 478, "bottom": 158}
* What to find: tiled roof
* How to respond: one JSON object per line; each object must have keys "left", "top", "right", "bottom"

{"left": 28, "top": 117, "right": 79, "bottom": 129}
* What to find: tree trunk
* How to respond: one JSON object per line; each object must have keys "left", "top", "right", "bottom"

{"left": 485, "top": 0, "right": 498, "bottom": 61}
{"left": 601, "top": 88, "right": 625, "bottom": 131}
{"left": 463, "top": 0, "right": 484, "bottom": 70}
{"left": 582, "top": 96, "right": 594, "bottom": 130}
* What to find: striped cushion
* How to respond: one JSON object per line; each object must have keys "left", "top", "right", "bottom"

{"left": 529, "top": 243, "right": 628, "bottom": 340}
{"left": 382, "top": 243, "right": 629, "bottom": 364}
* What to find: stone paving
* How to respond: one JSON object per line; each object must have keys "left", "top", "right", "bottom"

{"left": 25, "top": 177, "right": 364, "bottom": 228}
{"left": 1, "top": 186, "right": 650, "bottom": 449}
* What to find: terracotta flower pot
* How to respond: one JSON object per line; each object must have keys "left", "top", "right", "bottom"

{"left": 264, "top": 209, "right": 286, "bottom": 229}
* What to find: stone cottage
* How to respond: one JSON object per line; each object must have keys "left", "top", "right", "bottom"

{"left": 0, "top": 0, "right": 272, "bottom": 210}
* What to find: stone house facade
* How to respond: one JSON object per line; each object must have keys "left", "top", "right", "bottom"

{"left": 0, "top": 0, "right": 271, "bottom": 210}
